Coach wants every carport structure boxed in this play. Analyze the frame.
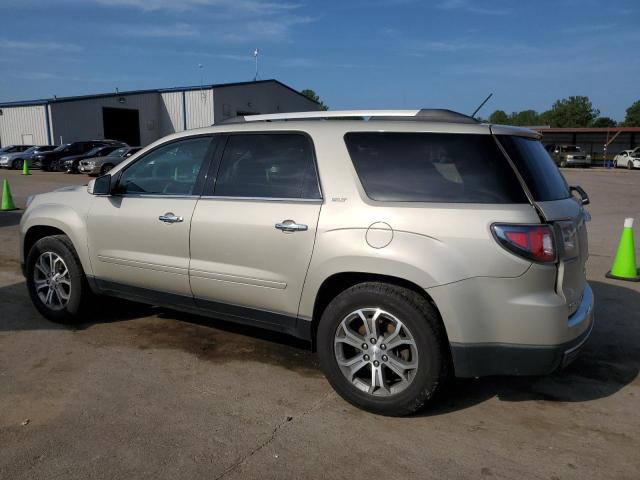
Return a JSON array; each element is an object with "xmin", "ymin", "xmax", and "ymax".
[{"xmin": 534, "ymin": 126, "xmax": 640, "ymax": 163}]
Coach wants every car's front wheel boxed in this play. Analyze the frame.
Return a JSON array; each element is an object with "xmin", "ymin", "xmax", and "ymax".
[
  {"xmin": 318, "ymin": 282, "xmax": 447, "ymax": 416},
  {"xmin": 11, "ymin": 159, "xmax": 24, "ymax": 170},
  {"xmin": 26, "ymin": 235, "xmax": 94, "ymax": 324},
  {"xmin": 629, "ymin": 161, "xmax": 635, "ymax": 170}
]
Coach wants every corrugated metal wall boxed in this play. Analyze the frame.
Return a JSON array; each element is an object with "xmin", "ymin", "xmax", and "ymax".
[
  {"xmin": 213, "ymin": 82, "xmax": 318, "ymax": 123},
  {"xmin": 159, "ymin": 91, "xmax": 184, "ymax": 136},
  {"xmin": 185, "ymin": 89, "xmax": 213, "ymax": 130},
  {"xmin": 50, "ymin": 92, "xmax": 160, "ymax": 146},
  {"xmin": 0, "ymin": 105, "xmax": 49, "ymax": 146}
]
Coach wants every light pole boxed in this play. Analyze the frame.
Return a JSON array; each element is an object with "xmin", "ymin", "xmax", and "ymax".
[{"xmin": 253, "ymin": 48, "xmax": 259, "ymax": 81}]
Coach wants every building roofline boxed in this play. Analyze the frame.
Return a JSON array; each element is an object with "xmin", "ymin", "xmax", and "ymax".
[
  {"xmin": 0, "ymin": 79, "xmax": 318, "ymax": 108},
  {"xmin": 533, "ymin": 126, "xmax": 640, "ymax": 133}
]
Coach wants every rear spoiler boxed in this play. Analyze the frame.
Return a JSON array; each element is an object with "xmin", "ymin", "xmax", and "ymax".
[{"xmin": 490, "ymin": 125, "xmax": 542, "ymax": 140}]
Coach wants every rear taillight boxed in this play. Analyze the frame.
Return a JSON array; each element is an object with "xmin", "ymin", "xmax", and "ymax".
[{"xmin": 492, "ymin": 224, "xmax": 556, "ymax": 263}]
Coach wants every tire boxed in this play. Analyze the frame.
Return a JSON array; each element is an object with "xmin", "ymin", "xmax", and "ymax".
[
  {"xmin": 26, "ymin": 235, "xmax": 94, "ymax": 324},
  {"xmin": 560, "ymin": 159, "xmax": 567, "ymax": 168},
  {"xmin": 613, "ymin": 160, "xmax": 618, "ymax": 168},
  {"xmin": 629, "ymin": 161, "xmax": 634, "ymax": 170},
  {"xmin": 11, "ymin": 158, "xmax": 24, "ymax": 170},
  {"xmin": 317, "ymin": 282, "xmax": 448, "ymax": 416},
  {"xmin": 101, "ymin": 163, "xmax": 115, "ymax": 174}
]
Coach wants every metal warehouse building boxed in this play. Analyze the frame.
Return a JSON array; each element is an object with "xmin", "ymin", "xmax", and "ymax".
[{"xmin": 0, "ymin": 79, "xmax": 319, "ymax": 148}]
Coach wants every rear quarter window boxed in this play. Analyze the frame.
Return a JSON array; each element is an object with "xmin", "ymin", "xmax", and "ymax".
[
  {"xmin": 497, "ymin": 135, "xmax": 570, "ymax": 202},
  {"xmin": 344, "ymin": 132, "xmax": 527, "ymax": 203}
]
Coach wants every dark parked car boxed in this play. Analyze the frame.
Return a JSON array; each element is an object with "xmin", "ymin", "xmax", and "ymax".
[
  {"xmin": 34, "ymin": 140, "xmax": 124, "ymax": 171},
  {"xmin": 56, "ymin": 145, "xmax": 125, "ymax": 173}
]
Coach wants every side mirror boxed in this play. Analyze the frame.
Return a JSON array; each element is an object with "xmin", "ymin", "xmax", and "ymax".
[
  {"xmin": 570, "ymin": 185, "xmax": 590, "ymax": 206},
  {"xmin": 88, "ymin": 174, "xmax": 112, "ymax": 195}
]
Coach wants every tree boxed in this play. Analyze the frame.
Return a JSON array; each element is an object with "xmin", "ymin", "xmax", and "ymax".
[
  {"xmin": 488, "ymin": 110, "xmax": 509, "ymax": 124},
  {"xmin": 591, "ymin": 116, "xmax": 617, "ymax": 128},
  {"xmin": 301, "ymin": 89, "xmax": 329, "ymax": 111},
  {"xmin": 539, "ymin": 96, "xmax": 599, "ymax": 128},
  {"xmin": 509, "ymin": 110, "xmax": 540, "ymax": 126},
  {"xmin": 622, "ymin": 100, "xmax": 640, "ymax": 127}
]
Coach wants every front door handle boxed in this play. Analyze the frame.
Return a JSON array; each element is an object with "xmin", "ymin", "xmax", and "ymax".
[
  {"xmin": 159, "ymin": 212, "xmax": 183, "ymax": 223},
  {"xmin": 275, "ymin": 220, "xmax": 308, "ymax": 232}
]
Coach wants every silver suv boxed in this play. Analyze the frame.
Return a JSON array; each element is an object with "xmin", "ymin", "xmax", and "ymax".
[{"xmin": 20, "ymin": 109, "xmax": 594, "ymax": 416}]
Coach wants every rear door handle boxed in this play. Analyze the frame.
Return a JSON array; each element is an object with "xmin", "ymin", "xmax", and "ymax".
[
  {"xmin": 275, "ymin": 220, "xmax": 308, "ymax": 232},
  {"xmin": 159, "ymin": 212, "xmax": 183, "ymax": 223}
]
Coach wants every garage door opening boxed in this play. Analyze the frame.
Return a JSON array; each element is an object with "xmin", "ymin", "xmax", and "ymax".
[{"xmin": 103, "ymin": 107, "xmax": 140, "ymax": 146}]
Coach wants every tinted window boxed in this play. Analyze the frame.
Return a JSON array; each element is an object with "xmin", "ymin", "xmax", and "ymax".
[
  {"xmin": 345, "ymin": 132, "xmax": 527, "ymax": 203},
  {"xmin": 497, "ymin": 135, "xmax": 570, "ymax": 202},
  {"xmin": 117, "ymin": 137, "xmax": 212, "ymax": 195},
  {"xmin": 214, "ymin": 134, "xmax": 320, "ymax": 199}
]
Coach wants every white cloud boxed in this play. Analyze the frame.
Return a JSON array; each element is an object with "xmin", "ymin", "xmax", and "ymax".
[
  {"xmin": 437, "ymin": 0, "xmax": 511, "ymax": 15},
  {"xmin": 123, "ymin": 23, "xmax": 199, "ymax": 37},
  {"xmin": 90, "ymin": 0, "xmax": 300, "ymax": 13},
  {"xmin": 0, "ymin": 39, "xmax": 83, "ymax": 52}
]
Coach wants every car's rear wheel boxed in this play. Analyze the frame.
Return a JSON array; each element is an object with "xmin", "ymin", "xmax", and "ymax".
[
  {"xmin": 317, "ymin": 282, "xmax": 447, "ymax": 416},
  {"xmin": 101, "ymin": 163, "xmax": 115, "ymax": 174},
  {"xmin": 629, "ymin": 160, "xmax": 634, "ymax": 170},
  {"xmin": 26, "ymin": 235, "xmax": 94, "ymax": 324}
]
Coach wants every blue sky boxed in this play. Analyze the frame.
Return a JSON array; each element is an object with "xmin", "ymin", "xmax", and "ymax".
[{"xmin": 0, "ymin": 0, "xmax": 638, "ymax": 121}]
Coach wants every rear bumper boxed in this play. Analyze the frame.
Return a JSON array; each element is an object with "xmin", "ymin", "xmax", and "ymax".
[{"xmin": 450, "ymin": 283, "xmax": 595, "ymax": 377}]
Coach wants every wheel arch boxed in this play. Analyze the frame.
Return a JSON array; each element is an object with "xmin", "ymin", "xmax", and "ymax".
[
  {"xmin": 21, "ymin": 205, "xmax": 93, "ymax": 278},
  {"xmin": 308, "ymin": 271, "xmax": 451, "ymax": 353}
]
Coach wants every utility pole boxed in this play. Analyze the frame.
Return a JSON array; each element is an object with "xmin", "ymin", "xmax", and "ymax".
[{"xmin": 253, "ymin": 48, "xmax": 259, "ymax": 81}]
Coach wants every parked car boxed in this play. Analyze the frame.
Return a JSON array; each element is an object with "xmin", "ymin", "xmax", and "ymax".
[
  {"xmin": 79, "ymin": 146, "xmax": 142, "ymax": 176},
  {"xmin": 0, "ymin": 145, "xmax": 57, "ymax": 169},
  {"xmin": 0, "ymin": 145, "xmax": 33, "ymax": 154},
  {"xmin": 613, "ymin": 148, "xmax": 640, "ymax": 169},
  {"xmin": 56, "ymin": 145, "xmax": 125, "ymax": 173},
  {"xmin": 34, "ymin": 140, "xmax": 124, "ymax": 171},
  {"xmin": 546, "ymin": 144, "xmax": 592, "ymax": 167},
  {"xmin": 19, "ymin": 109, "xmax": 594, "ymax": 416}
]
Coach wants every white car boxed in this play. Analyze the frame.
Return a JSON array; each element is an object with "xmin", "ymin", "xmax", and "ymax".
[{"xmin": 614, "ymin": 148, "xmax": 640, "ymax": 169}]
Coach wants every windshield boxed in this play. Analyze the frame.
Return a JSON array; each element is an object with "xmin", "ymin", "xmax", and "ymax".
[
  {"xmin": 108, "ymin": 147, "xmax": 128, "ymax": 157},
  {"xmin": 86, "ymin": 147, "xmax": 104, "ymax": 156},
  {"xmin": 54, "ymin": 144, "xmax": 72, "ymax": 152},
  {"xmin": 561, "ymin": 145, "xmax": 581, "ymax": 152}
]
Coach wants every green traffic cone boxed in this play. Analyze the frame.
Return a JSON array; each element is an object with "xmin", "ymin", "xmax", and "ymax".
[
  {"xmin": 1, "ymin": 178, "xmax": 18, "ymax": 211},
  {"xmin": 22, "ymin": 158, "xmax": 30, "ymax": 175},
  {"xmin": 606, "ymin": 218, "xmax": 640, "ymax": 282}
]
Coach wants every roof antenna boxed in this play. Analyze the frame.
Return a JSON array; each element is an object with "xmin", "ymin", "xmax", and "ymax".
[{"xmin": 471, "ymin": 93, "xmax": 493, "ymax": 119}]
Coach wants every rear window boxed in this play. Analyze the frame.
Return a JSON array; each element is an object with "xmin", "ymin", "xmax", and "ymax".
[
  {"xmin": 344, "ymin": 132, "xmax": 527, "ymax": 203},
  {"xmin": 497, "ymin": 136, "xmax": 570, "ymax": 202}
]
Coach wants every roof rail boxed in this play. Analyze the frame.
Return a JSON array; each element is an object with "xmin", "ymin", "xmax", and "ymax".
[{"xmin": 222, "ymin": 109, "xmax": 479, "ymax": 124}]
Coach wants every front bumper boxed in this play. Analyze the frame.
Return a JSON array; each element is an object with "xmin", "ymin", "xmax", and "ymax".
[
  {"xmin": 450, "ymin": 283, "xmax": 595, "ymax": 377},
  {"xmin": 78, "ymin": 164, "xmax": 100, "ymax": 174}
]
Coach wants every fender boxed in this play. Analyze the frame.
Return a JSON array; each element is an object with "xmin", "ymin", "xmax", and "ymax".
[{"xmin": 20, "ymin": 203, "xmax": 93, "ymax": 277}]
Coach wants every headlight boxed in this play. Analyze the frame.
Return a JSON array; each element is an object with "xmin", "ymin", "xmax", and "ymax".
[
  {"xmin": 566, "ymin": 155, "xmax": 574, "ymax": 159},
  {"xmin": 0, "ymin": 156, "xmax": 7, "ymax": 161},
  {"xmin": 86, "ymin": 161, "xmax": 96, "ymax": 166}
]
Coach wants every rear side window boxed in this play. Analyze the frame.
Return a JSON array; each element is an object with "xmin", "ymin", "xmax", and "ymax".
[
  {"xmin": 344, "ymin": 132, "xmax": 527, "ymax": 203},
  {"xmin": 497, "ymin": 136, "xmax": 570, "ymax": 201},
  {"xmin": 214, "ymin": 133, "xmax": 320, "ymax": 199}
]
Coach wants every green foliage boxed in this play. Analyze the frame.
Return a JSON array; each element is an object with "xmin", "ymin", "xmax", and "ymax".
[
  {"xmin": 488, "ymin": 110, "xmax": 509, "ymax": 124},
  {"xmin": 539, "ymin": 96, "xmax": 599, "ymax": 128},
  {"xmin": 622, "ymin": 100, "xmax": 640, "ymax": 127},
  {"xmin": 509, "ymin": 110, "xmax": 540, "ymax": 126},
  {"xmin": 301, "ymin": 89, "xmax": 329, "ymax": 111},
  {"xmin": 591, "ymin": 117, "xmax": 617, "ymax": 128}
]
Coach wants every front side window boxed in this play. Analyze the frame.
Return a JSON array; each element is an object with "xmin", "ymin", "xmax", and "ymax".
[
  {"xmin": 117, "ymin": 137, "xmax": 212, "ymax": 195},
  {"xmin": 345, "ymin": 132, "xmax": 527, "ymax": 203},
  {"xmin": 214, "ymin": 133, "xmax": 320, "ymax": 199}
]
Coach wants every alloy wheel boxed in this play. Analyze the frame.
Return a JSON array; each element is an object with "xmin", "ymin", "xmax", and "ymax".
[
  {"xmin": 334, "ymin": 308, "xmax": 419, "ymax": 396},
  {"xmin": 33, "ymin": 251, "xmax": 71, "ymax": 310}
]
